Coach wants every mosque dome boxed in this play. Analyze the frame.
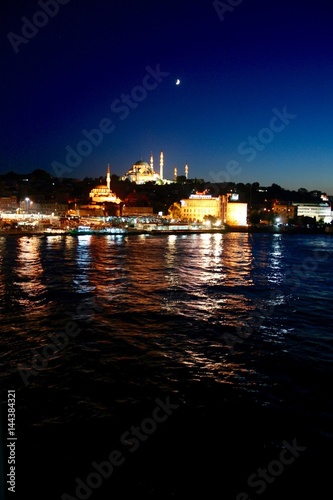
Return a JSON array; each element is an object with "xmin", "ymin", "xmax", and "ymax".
[
  {"xmin": 121, "ymin": 152, "xmax": 169, "ymax": 184},
  {"xmin": 89, "ymin": 165, "xmax": 121, "ymax": 204},
  {"xmin": 134, "ymin": 160, "xmax": 150, "ymax": 167}
]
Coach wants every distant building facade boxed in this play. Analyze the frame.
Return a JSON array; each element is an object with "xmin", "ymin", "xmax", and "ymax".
[
  {"xmin": 121, "ymin": 206, "xmax": 154, "ymax": 217},
  {"xmin": 226, "ymin": 202, "xmax": 248, "ymax": 226},
  {"xmin": 18, "ymin": 200, "xmax": 68, "ymax": 216},
  {"xmin": 0, "ymin": 195, "xmax": 17, "ymax": 212},
  {"xmin": 272, "ymin": 200, "xmax": 297, "ymax": 223},
  {"xmin": 271, "ymin": 196, "xmax": 333, "ymax": 224},
  {"xmin": 292, "ymin": 200, "xmax": 332, "ymax": 223},
  {"xmin": 180, "ymin": 191, "xmax": 247, "ymax": 225},
  {"xmin": 296, "ymin": 204, "xmax": 332, "ymax": 222},
  {"xmin": 180, "ymin": 192, "xmax": 223, "ymax": 222}
]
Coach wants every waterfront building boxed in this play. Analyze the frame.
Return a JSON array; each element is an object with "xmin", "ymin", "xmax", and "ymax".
[
  {"xmin": 180, "ymin": 191, "xmax": 247, "ymax": 225},
  {"xmin": 0, "ymin": 195, "xmax": 17, "ymax": 212},
  {"xmin": 89, "ymin": 165, "xmax": 121, "ymax": 204},
  {"xmin": 180, "ymin": 191, "xmax": 221, "ymax": 222},
  {"xmin": 292, "ymin": 199, "xmax": 332, "ymax": 223},
  {"xmin": 226, "ymin": 202, "xmax": 248, "ymax": 226},
  {"xmin": 18, "ymin": 199, "xmax": 68, "ymax": 216},
  {"xmin": 272, "ymin": 200, "xmax": 297, "ymax": 224}
]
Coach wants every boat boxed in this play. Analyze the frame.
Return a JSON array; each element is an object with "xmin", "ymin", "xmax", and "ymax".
[
  {"xmin": 69, "ymin": 225, "xmax": 128, "ymax": 235},
  {"xmin": 43, "ymin": 228, "xmax": 68, "ymax": 235}
]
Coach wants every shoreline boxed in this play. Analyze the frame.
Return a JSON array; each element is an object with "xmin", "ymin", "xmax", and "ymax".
[{"xmin": 0, "ymin": 226, "xmax": 332, "ymax": 237}]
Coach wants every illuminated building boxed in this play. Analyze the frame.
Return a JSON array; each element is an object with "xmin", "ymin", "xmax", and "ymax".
[
  {"xmin": 89, "ymin": 164, "xmax": 121, "ymax": 204},
  {"xmin": 226, "ymin": 193, "xmax": 248, "ymax": 226},
  {"xmin": 18, "ymin": 200, "xmax": 68, "ymax": 216},
  {"xmin": 121, "ymin": 151, "xmax": 187, "ymax": 184},
  {"xmin": 122, "ymin": 151, "xmax": 166, "ymax": 184},
  {"xmin": 180, "ymin": 191, "xmax": 247, "ymax": 225},
  {"xmin": 292, "ymin": 198, "xmax": 332, "ymax": 223},
  {"xmin": 122, "ymin": 160, "xmax": 161, "ymax": 184},
  {"xmin": 180, "ymin": 191, "xmax": 226, "ymax": 222},
  {"xmin": 226, "ymin": 202, "xmax": 248, "ymax": 226}
]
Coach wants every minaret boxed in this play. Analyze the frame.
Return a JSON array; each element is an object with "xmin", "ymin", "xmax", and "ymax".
[
  {"xmin": 150, "ymin": 151, "xmax": 154, "ymax": 172},
  {"xmin": 174, "ymin": 166, "xmax": 177, "ymax": 181},
  {"xmin": 106, "ymin": 164, "xmax": 111, "ymax": 191},
  {"xmin": 185, "ymin": 163, "xmax": 188, "ymax": 179},
  {"xmin": 159, "ymin": 151, "xmax": 164, "ymax": 179}
]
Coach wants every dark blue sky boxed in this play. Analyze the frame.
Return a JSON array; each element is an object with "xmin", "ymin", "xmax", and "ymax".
[{"xmin": 1, "ymin": 0, "xmax": 333, "ymax": 193}]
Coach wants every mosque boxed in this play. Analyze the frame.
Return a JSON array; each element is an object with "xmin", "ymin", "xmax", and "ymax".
[
  {"xmin": 89, "ymin": 164, "xmax": 121, "ymax": 204},
  {"xmin": 122, "ymin": 151, "xmax": 186, "ymax": 184},
  {"xmin": 122, "ymin": 151, "xmax": 164, "ymax": 184}
]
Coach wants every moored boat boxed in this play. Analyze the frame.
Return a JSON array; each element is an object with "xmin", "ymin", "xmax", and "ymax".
[{"xmin": 69, "ymin": 225, "xmax": 128, "ymax": 235}]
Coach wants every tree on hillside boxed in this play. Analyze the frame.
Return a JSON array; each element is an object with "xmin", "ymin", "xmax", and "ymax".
[{"xmin": 168, "ymin": 202, "xmax": 181, "ymax": 219}]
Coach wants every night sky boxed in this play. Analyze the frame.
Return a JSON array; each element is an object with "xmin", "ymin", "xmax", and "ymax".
[{"xmin": 1, "ymin": 0, "xmax": 333, "ymax": 193}]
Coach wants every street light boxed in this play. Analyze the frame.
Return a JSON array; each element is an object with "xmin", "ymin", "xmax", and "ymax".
[{"xmin": 25, "ymin": 197, "xmax": 30, "ymax": 213}]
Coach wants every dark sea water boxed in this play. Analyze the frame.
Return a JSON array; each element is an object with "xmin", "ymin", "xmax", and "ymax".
[{"xmin": 0, "ymin": 232, "xmax": 332, "ymax": 499}]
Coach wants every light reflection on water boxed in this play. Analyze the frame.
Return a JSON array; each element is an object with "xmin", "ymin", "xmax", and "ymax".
[
  {"xmin": 0, "ymin": 232, "xmax": 299, "ymax": 328},
  {"xmin": 14, "ymin": 237, "xmax": 47, "ymax": 306},
  {"xmin": 0, "ymin": 237, "xmax": 6, "ymax": 302},
  {"xmin": 1, "ymin": 232, "xmax": 332, "ymax": 393},
  {"xmin": 74, "ymin": 235, "xmax": 95, "ymax": 294},
  {"xmin": 1, "ymin": 232, "xmax": 332, "ymax": 500}
]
